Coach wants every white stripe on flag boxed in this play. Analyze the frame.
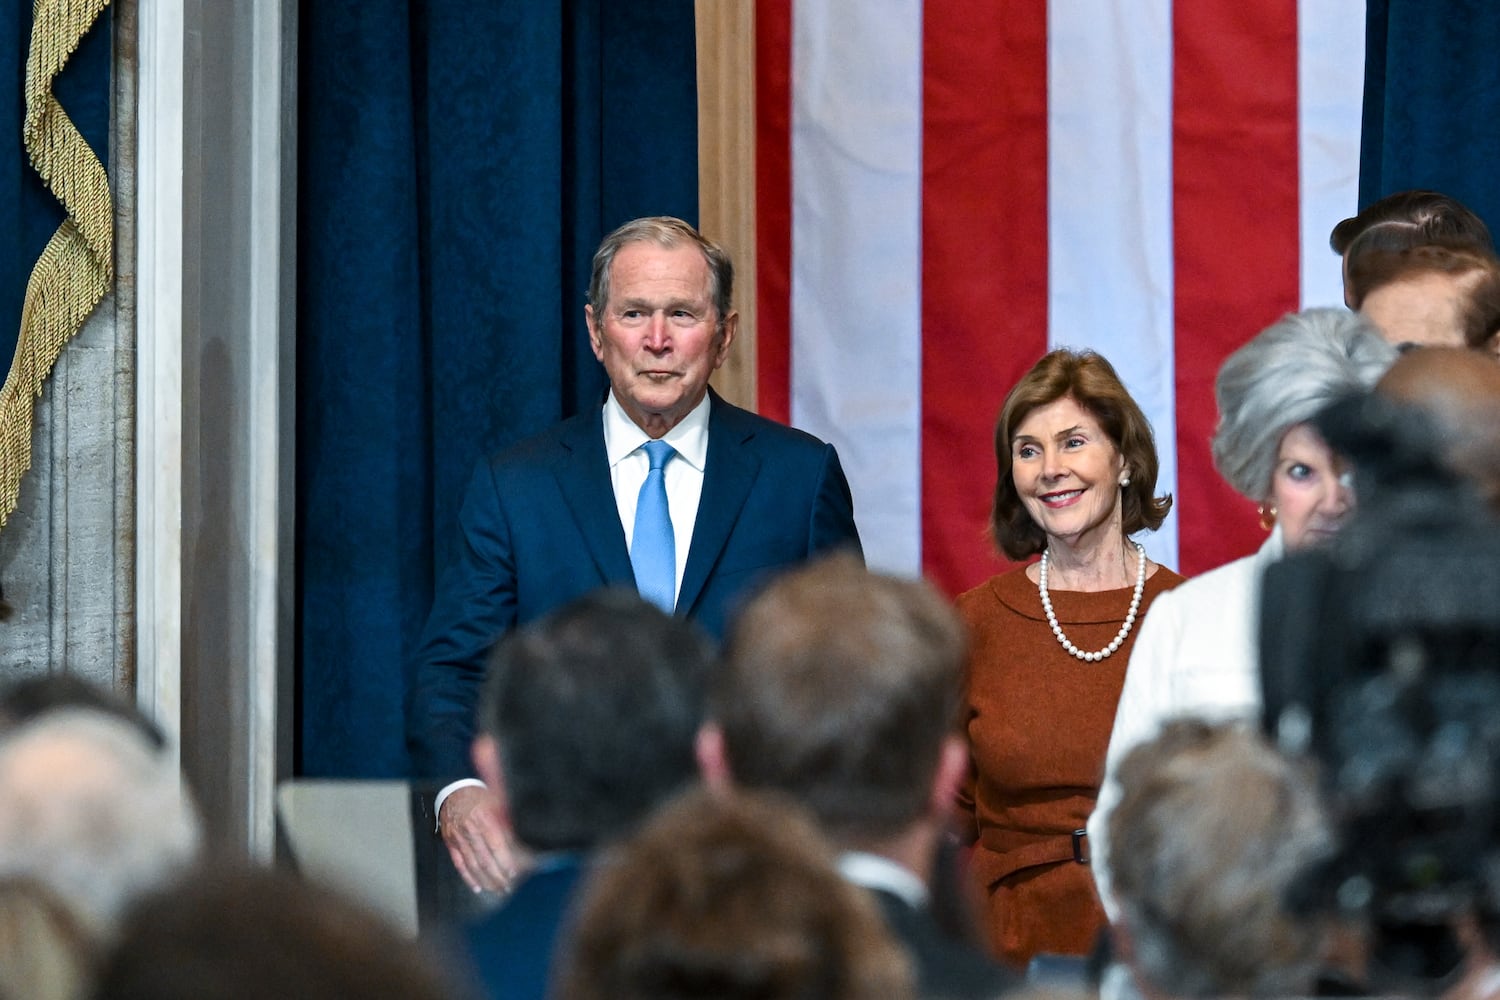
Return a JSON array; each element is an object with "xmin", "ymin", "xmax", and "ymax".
[
  {"xmin": 1298, "ymin": 0, "xmax": 1367, "ymax": 309},
  {"xmin": 1046, "ymin": 0, "xmax": 1179, "ymax": 570},
  {"xmin": 789, "ymin": 0, "xmax": 924, "ymax": 575}
]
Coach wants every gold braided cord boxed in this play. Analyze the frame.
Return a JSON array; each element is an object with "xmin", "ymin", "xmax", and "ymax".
[{"xmin": 0, "ymin": 0, "xmax": 114, "ymax": 531}]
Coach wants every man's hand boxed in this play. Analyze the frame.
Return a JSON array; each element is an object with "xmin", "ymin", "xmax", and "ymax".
[{"xmin": 439, "ymin": 785, "xmax": 521, "ymax": 894}]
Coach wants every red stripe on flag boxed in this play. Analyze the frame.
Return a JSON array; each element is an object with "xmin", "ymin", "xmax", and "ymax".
[
  {"xmin": 755, "ymin": 0, "xmax": 793, "ymax": 423},
  {"xmin": 1172, "ymin": 2, "xmax": 1301, "ymax": 575},
  {"xmin": 921, "ymin": 0, "xmax": 1051, "ymax": 596}
]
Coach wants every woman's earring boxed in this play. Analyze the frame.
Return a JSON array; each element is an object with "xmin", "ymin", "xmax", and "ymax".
[
  {"xmin": 1120, "ymin": 475, "xmax": 1131, "ymax": 488},
  {"xmin": 1257, "ymin": 503, "xmax": 1277, "ymax": 531}
]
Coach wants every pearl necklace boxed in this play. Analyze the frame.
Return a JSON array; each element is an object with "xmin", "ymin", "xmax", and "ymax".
[{"xmin": 1038, "ymin": 541, "xmax": 1147, "ymax": 662}]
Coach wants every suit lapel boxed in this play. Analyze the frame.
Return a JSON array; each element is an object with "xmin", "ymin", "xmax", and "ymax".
[
  {"xmin": 678, "ymin": 395, "xmax": 760, "ymax": 615},
  {"xmin": 552, "ymin": 413, "xmax": 635, "ymax": 586}
]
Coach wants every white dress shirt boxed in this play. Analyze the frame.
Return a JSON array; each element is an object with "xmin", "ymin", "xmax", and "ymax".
[
  {"xmin": 1087, "ymin": 528, "xmax": 1285, "ymax": 916},
  {"xmin": 601, "ymin": 389, "xmax": 710, "ymax": 606},
  {"xmin": 838, "ymin": 850, "xmax": 929, "ymax": 909}
]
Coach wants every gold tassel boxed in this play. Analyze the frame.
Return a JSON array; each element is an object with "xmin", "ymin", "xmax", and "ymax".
[{"xmin": 0, "ymin": 0, "xmax": 114, "ymax": 531}]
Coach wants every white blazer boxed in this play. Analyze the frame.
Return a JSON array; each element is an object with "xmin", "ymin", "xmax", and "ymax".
[{"xmin": 1088, "ymin": 528, "xmax": 1285, "ymax": 916}]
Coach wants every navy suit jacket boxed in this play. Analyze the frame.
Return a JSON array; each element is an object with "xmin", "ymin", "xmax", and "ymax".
[
  {"xmin": 869, "ymin": 888, "xmax": 1022, "ymax": 999},
  {"xmin": 405, "ymin": 390, "xmax": 861, "ymax": 780},
  {"xmin": 458, "ymin": 858, "xmax": 586, "ymax": 1000}
]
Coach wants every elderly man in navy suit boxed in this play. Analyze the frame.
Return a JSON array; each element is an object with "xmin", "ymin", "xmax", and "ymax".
[{"xmin": 406, "ymin": 216, "xmax": 861, "ymax": 893}]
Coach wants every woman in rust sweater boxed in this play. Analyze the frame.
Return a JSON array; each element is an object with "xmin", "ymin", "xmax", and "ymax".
[{"xmin": 956, "ymin": 349, "xmax": 1183, "ymax": 968}]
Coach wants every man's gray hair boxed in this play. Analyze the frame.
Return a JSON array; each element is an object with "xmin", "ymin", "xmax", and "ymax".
[
  {"xmin": 1109, "ymin": 720, "xmax": 1334, "ymax": 998},
  {"xmin": 1212, "ymin": 308, "xmax": 1397, "ymax": 500},
  {"xmin": 587, "ymin": 216, "xmax": 734, "ymax": 327},
  {"xmin": 0, "ymin": 710, "xmax": 202, "ymax": 940}
]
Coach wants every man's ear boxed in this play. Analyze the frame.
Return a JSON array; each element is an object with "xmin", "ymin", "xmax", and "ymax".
[
  {"xmin": 584, "ymin": 304, "xmax": 604, "ymax": 361},
  {"xmin": 695, "ymin": 722, "xmax": 735, "ymax": 792},
  {"xmin": 712, "ymin": 310, "xmax": 739, "ymax": 369},
  {"xmin": 471, "ymin": 735, "xmax": 511, "ymax": 823},
  {"xmin": 928, "ymin": 734, "xmax": 970, "ymax": 819}
]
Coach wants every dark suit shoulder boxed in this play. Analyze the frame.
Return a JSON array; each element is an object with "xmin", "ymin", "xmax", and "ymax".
[
  {"xmin": 461, "ymin": 862, "xmax": 587, "ymax": 1000},
  {"xmin": 480, "ymin": 410, "xmax": 599, "ymax": 473},
  {"xmin": 709, "ymin": 394, "xmax": 838, "ymax": 455},
  {"xmin": 871, "ymin": 889, "xmax": 1022, "ymax": 999}
]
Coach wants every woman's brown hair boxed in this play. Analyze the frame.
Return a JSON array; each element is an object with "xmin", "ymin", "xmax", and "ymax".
[{"xmin": 990, "ymin": 349, "xmax": 1171, "ymax": 560}]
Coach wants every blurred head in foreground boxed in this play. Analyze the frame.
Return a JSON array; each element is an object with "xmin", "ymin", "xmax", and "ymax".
[
  {"xmin": 93, "ymin": 867, "xmax": 455, "ymax": 1000},
  {"xmin": 703, "ymin": 553, "xmax": 967, "ymax": 848},
  {"xmin": 1375, "ymin": 346, "xmax": 1500, "ymax": 513},
  {"xmin": 0, "ymin": 710, "xmax": 200, "ymax": 943},
  {"xmin": 556, "ymin": 786, "xmax": 916, "ymax": 1000},
  {"xmin": 474, "ymin": 588, "xmax": 714, "ymax": 853},
  {"xmin": 1107, "ymin": 720, "xmax": 1333, "ymax": 999}
]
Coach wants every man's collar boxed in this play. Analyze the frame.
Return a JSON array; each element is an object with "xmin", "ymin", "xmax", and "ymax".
[
  {"xmin": 601, "ymin": 391, "xmax": 711, "ymax": 471},
  {"xmin": 837, "ymin": 850, "xmax": 929, "ymax": 908}
]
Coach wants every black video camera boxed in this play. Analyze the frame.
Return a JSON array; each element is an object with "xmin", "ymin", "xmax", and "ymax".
[{"xmin": 1259, "ymin": 393, "xmax": 1500, "ymax": 989}]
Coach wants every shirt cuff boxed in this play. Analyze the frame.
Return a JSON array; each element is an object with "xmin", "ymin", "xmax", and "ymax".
[{"xmin": 433, "ymin": 778, "xmax": 487, "ymax": 833}]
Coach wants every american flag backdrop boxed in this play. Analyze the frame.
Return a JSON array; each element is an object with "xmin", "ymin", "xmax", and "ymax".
[{"xmin": 753, "ymin": 1, "xmax": 1367, "ymax": 594}]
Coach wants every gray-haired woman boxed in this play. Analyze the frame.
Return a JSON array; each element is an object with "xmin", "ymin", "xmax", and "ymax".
[{"xmin": 1088, "ymin": 307, "xmax": 1396, "ymax": 912}]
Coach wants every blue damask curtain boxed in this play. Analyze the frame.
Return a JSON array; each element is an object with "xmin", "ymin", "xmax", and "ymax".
[
  {"xmin": 1359, "ymin": 0, "xmax": 1500, "ymax": 227},
  {"xmin": 297, "ymin": 3, "xmax": 699, "ymax": 777}
]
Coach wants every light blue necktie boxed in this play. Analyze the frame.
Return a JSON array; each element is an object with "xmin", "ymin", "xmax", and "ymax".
[{"xmin": 631, "ymin": 440, "xmax": 677, "ymax": 611}]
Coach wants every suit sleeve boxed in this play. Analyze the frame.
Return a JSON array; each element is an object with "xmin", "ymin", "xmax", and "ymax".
[
  {"xmin": 807, "ymin": 443, "xmax": 863, "ymax": 560},
  {"xmin": 405, "ymin": 460, "xmax": 519, "ymax": 782}
]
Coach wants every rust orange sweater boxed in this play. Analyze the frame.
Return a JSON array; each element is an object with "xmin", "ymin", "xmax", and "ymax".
[{"xmin": 956, "ymin": 562, "xmax": 1184, "ymax": 967}]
